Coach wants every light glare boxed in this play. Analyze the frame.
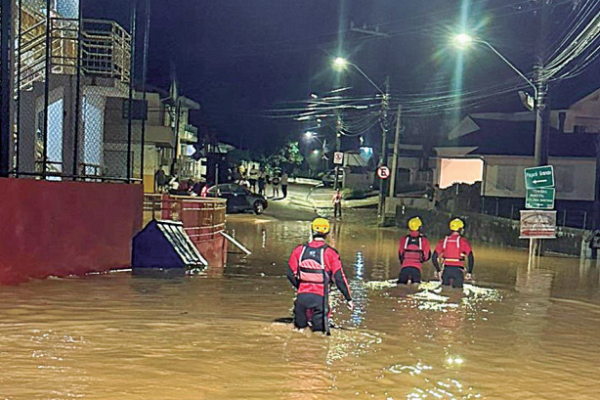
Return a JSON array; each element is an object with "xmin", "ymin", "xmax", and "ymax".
[{"xmin": 453, "ymin": 33, "xmax": 474, "ymax": 49}]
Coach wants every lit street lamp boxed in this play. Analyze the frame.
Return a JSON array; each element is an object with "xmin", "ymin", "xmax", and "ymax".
[
  {"xmin": 333, "ymin": 56, "xmax": 391, "ymax": 220},
  {"xmin": 452, "ymin": 33, "xmax": 545, "ymax": 166}
]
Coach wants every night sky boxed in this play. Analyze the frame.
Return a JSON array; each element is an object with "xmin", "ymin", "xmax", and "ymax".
[{"xmin": 83, "ymin": 0, "xmax": 600, "ymax": 152}]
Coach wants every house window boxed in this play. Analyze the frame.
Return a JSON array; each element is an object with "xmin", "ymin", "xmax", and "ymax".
[
  {"xmin": 555, "ymin": 166, "xmax": 574, "ymax": 193},
  {"xmin": 497, "ymin": 165, "xmax": 516, "ymax": 191},
  {"xmin": 122, "ymin": 99, "xmax": 148, "ymax": 120}
]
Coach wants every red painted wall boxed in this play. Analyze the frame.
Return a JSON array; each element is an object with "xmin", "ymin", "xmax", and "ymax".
[{"xmin": 0, "ymin": 178, "xmax": 143, "ymax": 285}]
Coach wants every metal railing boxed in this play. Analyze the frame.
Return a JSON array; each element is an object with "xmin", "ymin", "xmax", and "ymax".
[
  {"xmin": 144, "ymin": 194, "xmax": 227, "ymax": 243},
  {"xmin": 17, "ymin": 17, "xmax": 131, "ymax": 91}
]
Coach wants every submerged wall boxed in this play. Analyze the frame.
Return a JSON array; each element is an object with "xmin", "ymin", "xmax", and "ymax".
[{"xmin": 0, "ymin": 178, "xmax": 143, "ymax": 284}]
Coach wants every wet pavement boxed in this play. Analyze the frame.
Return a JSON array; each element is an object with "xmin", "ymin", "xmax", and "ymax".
[{"xmin": 2, "ymin": 200, "xmax": 600, "ymax": 399}]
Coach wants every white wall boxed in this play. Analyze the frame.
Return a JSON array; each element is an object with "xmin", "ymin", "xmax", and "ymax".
[{"xmin": 482, "ymin": 156, "xmax": 596, "ymax": 201}]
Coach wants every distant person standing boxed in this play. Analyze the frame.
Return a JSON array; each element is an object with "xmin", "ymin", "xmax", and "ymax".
[
  {"xmin": 332, "ymin": 188, "xmax": 342, "ymax": 219},
  {"xmin": 281, "ymin": 172, "xmax": 289, "ymax": 198},
  {"xmin": 258, "ymin": 170, "xmax": 266, "ymax": 196},
  {"xmin": 590, "ymin": 229, "xmax": 600, "ymax": 259},
  {"xmin": 154, "ymin": 168, "xmax": 166, "ymax": 193},
  {"xmin": 249, "ymin": 166, "xmax": 259, "ymax": 193},
  {"xmin": 432, "ymin": 218, "xmax": 474, "ymax": 289},
  {"xmin": 433, "ymin": 184, "xmax": 442, "ymax": 209},
  {"xmin": 397, "ymin": 217, "xmax": 431, "ymax": 284},
  {"xmin": 272, "ymin": 174, "xmax": 281, "ymax": 198}
]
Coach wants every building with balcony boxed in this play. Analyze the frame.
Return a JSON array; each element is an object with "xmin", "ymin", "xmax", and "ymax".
[
  {"xmin": 14, "ymin": 0, "xmax": 134, "ymax": 179},
  {"xmin": 102, "ymin": 83, "xmax": 204, "ymax": 192}
]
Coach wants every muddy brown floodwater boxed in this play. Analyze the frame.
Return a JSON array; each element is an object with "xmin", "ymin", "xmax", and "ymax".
[{"xmin": 2, "ymin": 210, "xmax": 600, "ymax": 400}]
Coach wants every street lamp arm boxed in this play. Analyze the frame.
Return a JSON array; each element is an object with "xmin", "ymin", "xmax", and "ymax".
[
  {"xmin": 477, "ymin": 39, "xmax": 538, "ymax": 98},
  {"xmin": 348, "ymin": 62, "xmax": 385, "ymax": 95}
]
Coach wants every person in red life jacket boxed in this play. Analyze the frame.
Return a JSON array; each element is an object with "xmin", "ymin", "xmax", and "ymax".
[
  {"xmin": 398, "ymin": 217, "xmax": 431, "ymax": 284},
  {"xmin": 432, "ymin": 218, "xmax": 474, "ymax": 289},
  {"xmin": 287, "ymin": 217, "xmax": 353, "ymax": 334}
]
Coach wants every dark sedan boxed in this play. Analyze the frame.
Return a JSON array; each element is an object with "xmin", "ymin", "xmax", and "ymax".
[{"xmin": 206, "ymin": 183, "xmax": 268, "ymax": 214}]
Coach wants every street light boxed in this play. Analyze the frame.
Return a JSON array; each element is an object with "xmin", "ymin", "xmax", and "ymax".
[
  {"xmin": 304, "ymin": 131, "xmax": 316, "ymax": 139},
  {"xmin": 452, "ymin": 33, "xmax": 538, "ymax": 99},
  {"xmin": 332, "ymin": 57, "xmax": 385, "ymax": 95},
  {"xmin": 333, "ymin": 56, "xmax": 391, "ymax": 220},
  {"xmin": 452, "ymin": 32, "xmax": 548, "ymax": 256}
]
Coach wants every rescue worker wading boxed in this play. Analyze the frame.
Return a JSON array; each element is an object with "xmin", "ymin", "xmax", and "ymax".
[
  {"xmin": 432, "ymin": 218, "xmax": 474, "ymax": 289},
  {"xmin": 398, "ymin": 217, "xmax": 431, "ymax": 284},
  {"xmin": 287, "ymin": 218, "xmax": 353, "ymax": 334}
]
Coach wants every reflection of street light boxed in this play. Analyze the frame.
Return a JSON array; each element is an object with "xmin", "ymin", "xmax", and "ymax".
[{"xmin": 312, "ymin": 149, "xmax": 320, "ymax": 155}]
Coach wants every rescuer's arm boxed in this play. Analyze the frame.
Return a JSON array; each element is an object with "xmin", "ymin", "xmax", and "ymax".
[
  {"xmin": 398, "ymin": 237, "xmax": 406, "ymax": 263},
  {"xmin": 431, "ymin": 251, "xmax": 440, "ymax": 270},
  {"xmin": 466, "ymin": 252, "xmax": 474, "ymax": 275},
  {"xmin": 422, "ymin": 237, "xmax": 432, "ymax": 262},
  {"xmin": 286, "ymin": 246, "xmax": 301, "ymax": 289},
  {"xmin": 327, "ymin": 249, "xmax": 352, "ymax": 302}
]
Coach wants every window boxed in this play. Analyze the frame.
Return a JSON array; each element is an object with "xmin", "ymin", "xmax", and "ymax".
[
  {"xmin": 122, "ymin": 99, "xmax": 148, "ymax": 120},
  {"xmin": 497, "ymin": 165, "xmax": 516, "ymax": 191}
]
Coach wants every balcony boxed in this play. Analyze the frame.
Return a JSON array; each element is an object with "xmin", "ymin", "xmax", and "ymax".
[
  {"xmin": 180, "ymin": 124, "xmax": 199, "ymax": 143},
  {"xmin": 17, "ymin": 14, "xmax": 131, "ymax": 91}
]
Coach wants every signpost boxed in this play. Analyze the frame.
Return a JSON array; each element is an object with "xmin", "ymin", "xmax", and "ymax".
[
  {"xmin": 333, "ymin": 152, "xmax": 344, "ymax": 165},
  {"xmin": 525, "ymin": 188, "xmax": 555, "ymax": 210},
  {"xmin": 522, "ymin": 165, "xmax": 556, "ymax": 257},
  {"xmin": 377, "ymin": 165, "xmax": 390, "ymax": 180},
  {"xmin": 524, "ymin": 165, "xmax": 554, "ymax": 189},
  {"xmin": 519, "ymin": 210, "xmax": 557, "ymax": 239}
]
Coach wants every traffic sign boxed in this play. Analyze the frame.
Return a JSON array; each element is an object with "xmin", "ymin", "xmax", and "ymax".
[
  {"xmin": 525, "ymin": 188, "xmax": 555, "ymax": 209},
  {"xmin": 519, "ymin": 210, "xmax": 557, "ymax": 239},
  {"xmin": 524, "ymin": 165, "xmax": 554, "ymax": 189},
  {"xmin": 333, "ymin": 152, "xmax": 344, "ymax": 165},
  {"xmin": 377, "ymin": 166, "xmax": 390, "ymax": 179}
]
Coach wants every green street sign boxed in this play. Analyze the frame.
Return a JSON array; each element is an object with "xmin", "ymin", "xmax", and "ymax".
[
  {"xmin": 524, "ymin": 165, "xmax": 554, "ymax": 189},
  {"xmin": 525, "ymin": 188, "xmax": 555, "ymax": 210}
]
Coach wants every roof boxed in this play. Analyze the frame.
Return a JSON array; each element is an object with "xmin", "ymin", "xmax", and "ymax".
[{"xmin": 438, "ymin": 117, "xmax": 597, "ymax": 158}]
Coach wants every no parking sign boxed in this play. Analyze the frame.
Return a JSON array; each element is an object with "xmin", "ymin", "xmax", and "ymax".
[{"xmin": 377, "ymin": 166, "xmax": 390, "ymax": 179}]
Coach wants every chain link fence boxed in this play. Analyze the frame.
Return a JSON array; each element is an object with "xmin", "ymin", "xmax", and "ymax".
[{"xmin": 8, "ymin": 0, "xmax": 146, "ymax": 182}]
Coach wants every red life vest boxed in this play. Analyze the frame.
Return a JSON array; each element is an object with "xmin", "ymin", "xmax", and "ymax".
[
  {"xmin": 402, "ymin": 235, "xmax": 425, "ymax": 268},
  {"xmin": 297, "ymin": 244, "xmax": 330, "ymax": 286},
  {"xmin": 442, "ymin": 235, "xmax": 465, "ymax": 267}
]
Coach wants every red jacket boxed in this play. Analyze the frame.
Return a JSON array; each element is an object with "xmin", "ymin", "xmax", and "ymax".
[
  {"xmin": 433, "ymin": 232, "xmax": 473, "ymax": 269},
  {"xmin": 287, "ymin": 239, "xmax": 352, "ymax": 301},
  {"xmin": 398, "ymin": 231, "xmax": 431, "ymax": 269}
]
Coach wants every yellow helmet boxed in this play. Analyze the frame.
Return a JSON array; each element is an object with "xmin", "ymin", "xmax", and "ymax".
[
  {"xmin": 311, "ymin": 217, "xmax": 330, "ymax": 235},
  {"xmin": 449, "ymin": 218, "xmax": 465, "ymax": 232},
  {"xmin": 408, "ymin": 217, "xmax": 423, "ymax": 231}
]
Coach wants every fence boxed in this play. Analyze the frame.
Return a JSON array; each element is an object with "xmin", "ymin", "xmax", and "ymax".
[
  {"xmin": 1, "ymin": 0, "xmax": 150, "ymax": 182},
  {"xmin": 480, "ymin": 196, "xmax": 591, "ymax": 230},
  {"xmin": 144, "ymin": 194, "xmax": 227, "ymax": 244}
]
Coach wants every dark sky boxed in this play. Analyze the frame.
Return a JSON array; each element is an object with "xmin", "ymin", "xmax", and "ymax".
[{"xmin": 83, "ymin": 0, "xmax": 600, "ymax": 152}]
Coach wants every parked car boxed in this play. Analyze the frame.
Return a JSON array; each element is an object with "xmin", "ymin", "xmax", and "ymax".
[{"xmin": 206, "ymin": 183, "xmax": 268, "ymax": 214}]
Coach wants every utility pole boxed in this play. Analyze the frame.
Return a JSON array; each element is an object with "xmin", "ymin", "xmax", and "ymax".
[
  {"xmin": 0, "ymin": 0, "xmax": 12, "ymax": 177},
  {"xmin": 377, "ymin": 77, "xmax": 390, "ymax": 222},
  {"xmin": 389, "ymin": 105, "xmax": 402, "ymax": 200},
  {"xmin": 333, "ymin": 111, "xmax": 342, "ymax": 190}
]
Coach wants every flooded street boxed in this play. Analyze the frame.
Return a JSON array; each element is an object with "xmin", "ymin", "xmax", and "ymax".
[{"xmin": 2, "ymin": 206, "xmax": 600, "ymax": 400}]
